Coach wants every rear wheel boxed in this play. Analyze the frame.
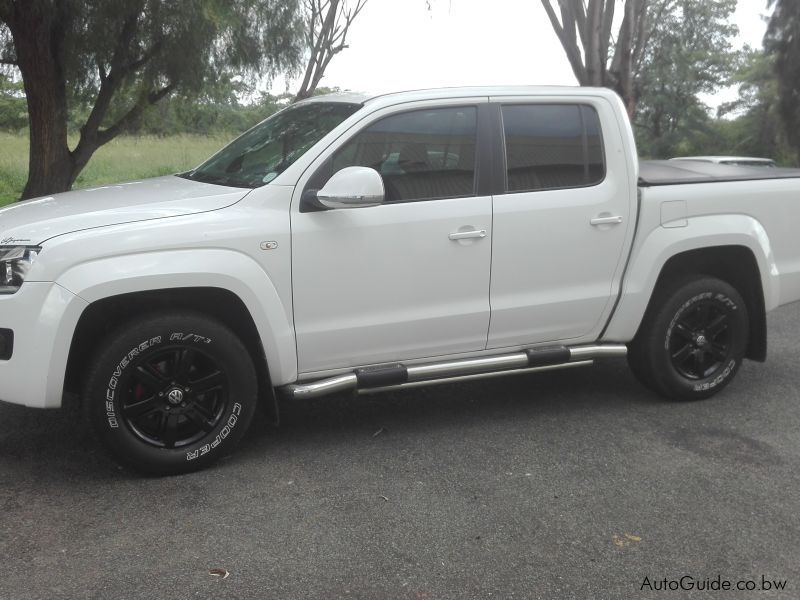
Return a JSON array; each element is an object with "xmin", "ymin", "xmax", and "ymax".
[
  {"xmin": 628, "ymin": 276, "xmax": 749, "ymax": 400},
  {"xmin": 85, "ymin": 311, "xmax": 257, "ymax": 475}
]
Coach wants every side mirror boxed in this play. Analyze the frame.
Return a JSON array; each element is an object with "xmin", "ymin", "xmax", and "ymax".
[{"xmin": 316, "ymin": 166, "xmax": 384, "ymax": 209}]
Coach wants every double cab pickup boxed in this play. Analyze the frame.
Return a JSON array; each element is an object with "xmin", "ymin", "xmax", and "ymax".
[{"xmin": 1, "ymin": 86, "xmax": 799, "ymax": 473}]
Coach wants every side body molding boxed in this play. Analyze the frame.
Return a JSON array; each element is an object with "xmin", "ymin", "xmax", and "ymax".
[
  {"xmin": 56, "ymin": 248, "xmax": 298, "ymax": 387},
  {"xmin": 602, "ymin": 214, "xmax": 778, "ymax": 342}
]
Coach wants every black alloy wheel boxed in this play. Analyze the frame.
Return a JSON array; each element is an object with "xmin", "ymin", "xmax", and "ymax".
[
  {"xmin": 628, "ymin": 276, "xmax": 749, "ymax": 400},
  {"xmin": 667, "ymin": 297, "xmax": 734, "ymax": 380},
  {"xmin": 123, "ymin": 347, "xmax": 229, "ymax": 449},
  {"xmin": 85, "ymin": 311, "xmax": 257, "ymax": 475}
]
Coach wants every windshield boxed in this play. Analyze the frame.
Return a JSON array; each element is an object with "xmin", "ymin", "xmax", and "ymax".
[{"xmin": 181, "ymin": 101, "xmax": 362, "ymax": 188}]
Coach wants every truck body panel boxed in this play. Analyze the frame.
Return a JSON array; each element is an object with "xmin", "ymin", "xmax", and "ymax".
[{"xmin": 1, "ymin": 85, "xmax": 799, "ymax": 413}]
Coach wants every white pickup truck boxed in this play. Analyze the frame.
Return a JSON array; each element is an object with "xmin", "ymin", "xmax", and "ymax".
[{"xmin": 2, "ymin": 86, "xmax": 800, "ymax": 474}]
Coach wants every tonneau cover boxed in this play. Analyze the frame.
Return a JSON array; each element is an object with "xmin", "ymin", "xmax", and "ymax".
[{"xmin": 638, "ymin": 160, "xmax": 800, "ymax": 186}]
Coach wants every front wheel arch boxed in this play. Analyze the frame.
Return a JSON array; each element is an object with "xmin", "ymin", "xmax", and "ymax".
[{"xmin": 65, "ymin": 287, "xmax": 278, "ymax": 422}]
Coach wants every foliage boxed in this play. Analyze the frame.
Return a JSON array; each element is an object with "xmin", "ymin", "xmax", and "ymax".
[
  {"xmin": 765, "ymin": 0, "xmax": 800, "ymax": 157},
  {"xmin": 0, "ymin": 73, "xmax": 25, "ymax": 130},
  {"xmin": 633, "ymin": 0, "xmax": 740, "ymax": 158},
  {"xmin": 634, "ymin": 47, "xmax": 796, "ymax": 166},
  {"xmin": 715, "ymin": 49, "xmax": 796, "ymax": 165},
  {"xmin": 84, "ymin": 90, "xmax": 292, "ymax": 137}
]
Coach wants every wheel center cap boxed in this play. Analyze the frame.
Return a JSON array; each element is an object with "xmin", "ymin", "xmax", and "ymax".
[
  {"xmin": 167, "ymin": 388, "xmax": 184, "ymax": 405},
  {"xmin": 695, "ymin": 334, "xmax": 707, "ymax": 347}
]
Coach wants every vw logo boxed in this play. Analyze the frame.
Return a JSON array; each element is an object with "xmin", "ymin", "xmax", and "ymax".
[{"xmin": 167, "ymin": 389, "xmax": 184, "ymax": 405}]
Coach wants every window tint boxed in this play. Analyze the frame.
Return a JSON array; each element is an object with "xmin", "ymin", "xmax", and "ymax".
[
  {"xmin": 330, "ymin": 106, "xmax": 477, "ymax": 203},
  {"xmin": 502, "ymin": 104, "xmax": 605, "ymax": 192}
]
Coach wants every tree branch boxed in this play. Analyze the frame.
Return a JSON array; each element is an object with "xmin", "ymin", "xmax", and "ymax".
[
  {"xmin": 0, "ymin": 0, "xmax": 15, "ymax": 25},
  {"xmin": 600, "ymin": 0, "xmax": 615, "ymax": 72},
  {"xmin": 574, "ymin": 0, "xmax": 590, "ymax": 53},
  {"xmin": 96, "ymin": 59, "xmax": 108, "ymax": 83},
  {"xmin": 77, "ymin": 5, "xmax": 155, "ymax": 155},
  {"xmin": 107, "ymin": 9, "xmax": 142, "ymax": 75},
  {"xmin": 96, "ymin": 83, "xmax": 176, "ymax": 146},
  {"xmin": 295, "ymin": 0, "xmax": 365, "ymax": 101},
  {"xmin": 72, "ymin": 82, "xmax": 176, "ymax": 171},
  {"xmin": 540, "ymin": 0, "xmax": 587, "ymax": 83},
  {"xmin": 121, "ymin": 42, "xmax": 162, "ymax": 77}
]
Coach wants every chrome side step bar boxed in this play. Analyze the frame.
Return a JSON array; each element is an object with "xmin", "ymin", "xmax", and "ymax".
[{"xmin": 285, "ymin": 344, "xmax": 627, "ymax": 400}]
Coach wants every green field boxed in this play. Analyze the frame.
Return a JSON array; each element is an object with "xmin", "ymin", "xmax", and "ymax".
[{"xmin": 0, "ymin": 133, "xmax": 233, "ymax": 206}]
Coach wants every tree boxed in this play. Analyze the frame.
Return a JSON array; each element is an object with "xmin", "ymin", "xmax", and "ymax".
[
  {"xmin": 765, "ymin": 0, "xmax": 800, "ymax": 157},
  {"xmin": 633, "ymin": 0, "xmax": 739, "ymax": 157},
  {"xmin": 293, "ymin": 0, "xmax": 368, "ymax": 102},
  {"xmin": 715, "ymin": 49, "xmax": 796, "ymax": 165},
  {"xmin": 539, "ymin": 0, "xmax": 654, "ymax": 117},
  {"xmin": 0, "ymin": 0, "xmax": 305, "ymax": 200}
]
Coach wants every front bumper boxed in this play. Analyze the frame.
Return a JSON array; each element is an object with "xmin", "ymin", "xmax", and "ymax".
[{"xmin": 0, "ymin": 282, "xmax": 88, "ymax": 408}]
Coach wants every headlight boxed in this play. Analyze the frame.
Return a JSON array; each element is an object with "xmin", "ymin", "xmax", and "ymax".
[{"xmin": 0, "ymin": 246, "xmax": 40, "ymax": 294}]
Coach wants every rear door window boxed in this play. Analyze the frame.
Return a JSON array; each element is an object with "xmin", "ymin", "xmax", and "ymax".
[{"xmin": 501, "ymin": 104, "xmax": 605, "ymax": 193}]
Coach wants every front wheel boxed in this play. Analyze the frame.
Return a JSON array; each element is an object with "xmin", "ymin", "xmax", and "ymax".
[
  {"xmin": 84, "ymin": 311, "xmax": 257, "ymax": 475},
  {"xmin": 628, "ymin": 276, "xmax": 749, "ymax": 400}
]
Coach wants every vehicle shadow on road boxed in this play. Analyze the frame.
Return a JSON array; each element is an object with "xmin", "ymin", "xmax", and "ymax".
[
  {"xmin": 0, "ymin": 359, "xmax": 658, "ymax": 479},
  {"xmin": 0, "ymin": 394, "xmax": 123, "ymax": 481},
  {"xmin": 237, "ymin": 358, "xmax": 660, "ymax": 457}
]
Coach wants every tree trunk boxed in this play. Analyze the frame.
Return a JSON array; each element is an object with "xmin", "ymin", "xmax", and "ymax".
[
  {"xmin": 613, "ymin": 0, "xmax": 638, "ymax": 120},
  {"xmin": 8, "ymin": 1, "xmax": 75, "ymax": 199},
  {"xmin": 21, "ymin": 77, "xmax": 75, "ymax": 198},
  {"xmin": 585, "ymin": 0, "xmax": 605, "ymax": 86}
]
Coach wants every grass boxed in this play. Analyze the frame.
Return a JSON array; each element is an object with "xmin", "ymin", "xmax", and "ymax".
[{"xmin": 0, "ymin": 132, "xmax": 233, "ymax": 206}]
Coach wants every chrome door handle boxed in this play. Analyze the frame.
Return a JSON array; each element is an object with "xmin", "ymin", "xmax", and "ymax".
[
  {"xmin": 590, "ymin": 215, "xmax": 623, "ymax": 226},
  {"xmin": 449, "ymin": 229, "xmax": 487, "ymax": 240}
]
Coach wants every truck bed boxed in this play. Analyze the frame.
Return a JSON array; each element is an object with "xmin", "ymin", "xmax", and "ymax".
[{"xmin": 639, "ymin": 160, "xmax": 800, "ymax": 186}]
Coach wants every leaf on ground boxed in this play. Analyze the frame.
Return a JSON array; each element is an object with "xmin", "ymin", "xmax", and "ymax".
[
  {"xmin": 209, "ymin": 568, "xmax": 230, "ymax": 579},
  {"xmin": 612, "ymin": 533, "xmax": 642, "ymax": 547}
]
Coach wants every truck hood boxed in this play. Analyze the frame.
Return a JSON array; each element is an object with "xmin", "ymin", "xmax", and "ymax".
[{"xmin": 0, "ymin": 175, "xmax": 251, "ymax": 245}]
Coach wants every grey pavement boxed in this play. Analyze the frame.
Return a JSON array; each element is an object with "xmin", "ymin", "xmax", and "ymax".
[{"xmin": 2, "ymin": 302, "xmax": 799, "ymax": 599}]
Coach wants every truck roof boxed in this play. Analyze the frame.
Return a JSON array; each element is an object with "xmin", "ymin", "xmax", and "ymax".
[{"xmin": 303, "ymin": 85, "xmax": 621, "ymax": 108}]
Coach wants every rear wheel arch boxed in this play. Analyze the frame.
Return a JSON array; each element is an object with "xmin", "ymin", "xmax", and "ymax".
[{"xmin": 635, "ymin": 245, "xmax": 766, "ymax": 362}]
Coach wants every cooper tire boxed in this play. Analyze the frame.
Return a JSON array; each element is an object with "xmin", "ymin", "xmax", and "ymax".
[
  {"xmin": 84, "ymin": 311, "xmax": 257, "ymax": 475},
  {"xmin": 628, "ymin": 276, "xmax": 748, "ymax": 400}
]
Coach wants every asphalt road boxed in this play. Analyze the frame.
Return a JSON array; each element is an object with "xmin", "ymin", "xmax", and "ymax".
[{"xmin": 2, "ymin": 303, "xmax": 799, "ymax": 600}]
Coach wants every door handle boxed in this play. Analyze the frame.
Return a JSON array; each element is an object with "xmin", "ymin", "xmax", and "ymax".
[
  {"xmin": 590, "ymin": 215, "xmax": 623, "ymax": 226},
  {"xmin": 449, "ymin": 229, "xmax": 487, "ymax": 241}
]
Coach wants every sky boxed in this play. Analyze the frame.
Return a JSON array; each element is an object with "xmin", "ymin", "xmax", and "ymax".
[{"xmin": 272, "ymin": 0, "xmax": 773, "ymax": 109}]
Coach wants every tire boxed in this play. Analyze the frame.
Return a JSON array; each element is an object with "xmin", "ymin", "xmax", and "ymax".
[
  {"xmin": 628, "ymin": 276, "xmax": 749, "ymax": 401},
  {"xmin": 84, "ymin": 311, "xmax": 257, "ymax": 475}
]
